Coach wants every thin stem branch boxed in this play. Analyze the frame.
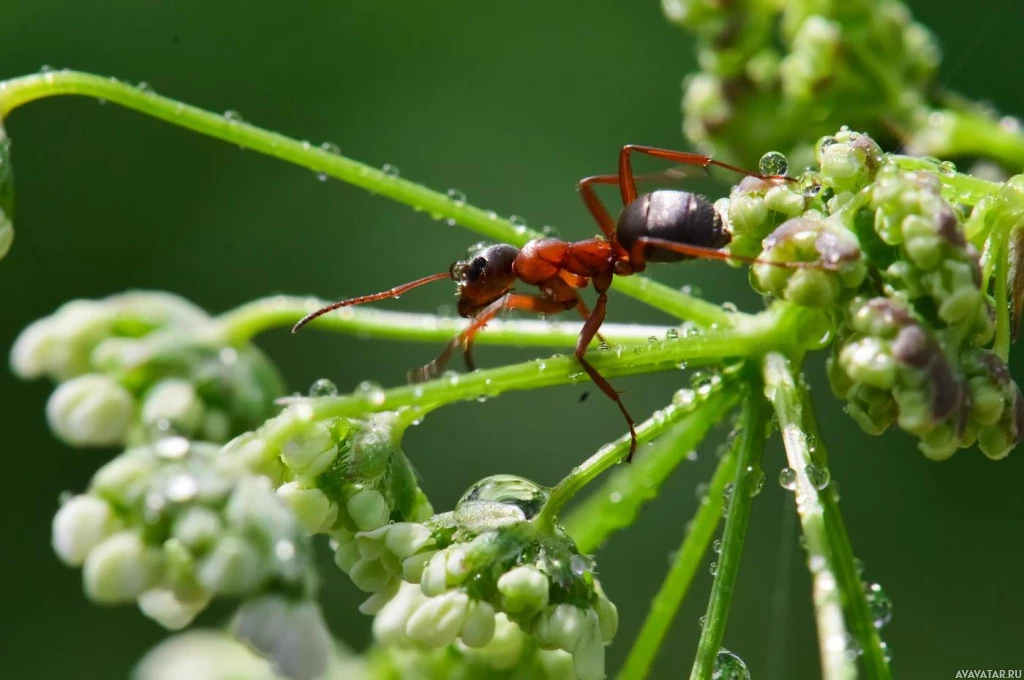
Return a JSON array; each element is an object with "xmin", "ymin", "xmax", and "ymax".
[
  {"xmin": 690, "ymin": 378, "xmax": 768, "ymax": 680},
  {"xmin": 763, "ymin": 352, "xmax": 891, "ymax": 680},
  {"xmin": 0, "ymin": 70, "xmax": 731, "ymax": 327},
  {"xmin": 890, "ymin": 155, "xmax": 1001, "ymax": 207},
  {"xmin": 617, "ymin": 392, "xmax": 745, "ymax": 680},
  {"xmin": 214, "ymin": 294, "xmax": 677, "ymax": 347},
  {"xmin": 542, "ymin": 385, "xmax": 738, "ymax": 537},
  {"xmin": 993, "ymin": 229, "xmax": 1011, "ymax": 361}
]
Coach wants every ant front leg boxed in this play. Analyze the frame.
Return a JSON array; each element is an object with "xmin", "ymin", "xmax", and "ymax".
[
  {"xmin": 408, "ymin": 293, "xmax": 577, "ymax": 383},
  {"xmin": 574, "ymin": 277, "xmax": 638, "ymax": 462},
  {"xmin": 617, "ymin": 144, "xmax": 792, "ymax": 205},
  {"xmin": 577, "ymin": 174, "xmax": 629, "ymax": 258}
]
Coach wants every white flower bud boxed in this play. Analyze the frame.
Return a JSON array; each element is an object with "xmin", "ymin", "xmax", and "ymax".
[
  {"xmin": 459, "ymin": 599, "xmax": 496, "ymax": 648},
  {"xmin": 383, "ymin": 522, "xmax": 433, "ymax": 558},
  {"xmin": 333, "ymin": 538, "xmax": 360, "ymax": 574},
  {"xmin": 141, "ymin": 379, "xmax": 205, "ymax": 432},
  {"xmin": 533, "ymin": 604, "xmax": 586, "ymax": 652},
  {"xmin": 133, "ymin": 631, "xmax": 277, "ymax": 680},
  {"xmin": 9, "ymin": 317, "xmax": 57, "ymax": 379},
  {"xmin": 83, "ymin": 531, "xmax": 163, "ymax": 603},
  {"xmin": 459, "ymin": 613, "xmax": 526, "ymax": 670},
  {"xmin": 405, "ymin": 591, "xmax": 470, "ymax": 647},
  {"xmin": 345, "ymin": 488, "xmax": 390, "ymax": 531},
  {"xmin": 91, "ymin": 449, "xmax": 157, "ymax": 504},
  {"xmin": 349, "ymin": 558, "xmax": 393, "ymax": 593},
  {"xmin": 572, "ymin": 609, "xmax": 606, "ymax": 680},
  {"xmin": 46, "ymin": 374, "xmax": 135, "ymax": 446},
  {"xmin": 358, "ymin": 577, "xmax": 401, "ymax": 615},
  {"xmin": 373, "ymin": 582, "xmax": 427, "ymax": 647},
  {"xmin": 280, "ymin": 422, "xmax": 337, "ymax": 476},
  {"xmin": 277, "ymin": 482, "xmax": 336, "ymax": 535},
  {"xmin": 232, "ymin": 595, "xmax": 332, "ymax": 680},
  {"xmin": 497, "ymin": 565, "xmax": 550, "ymax": 614},
  {"xmin": 52, "ymin": 495, "xmax": 119, "ymax": 566},
  {"xmin": 138, "ymin": 588, "xmax": 209, "ymax": 630},
  {"xmin": 195, "ymin": 536, "xmax": 264, "ymax": 595},
  {"xmin": 0, "ymin": 208, "xmax": 12, "ymax": 261},
  {"xmin": 594, "ymin": 585, "xmax": 619, "ymax": 642},
  {"xmin": 420, "ymin": 551, "xmax": 449, "ymax": 596}
]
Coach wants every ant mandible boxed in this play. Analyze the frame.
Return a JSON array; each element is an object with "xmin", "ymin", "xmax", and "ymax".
[{"xmin": 294, "ymin": 145, "xmax": 827, "ymax": 461}]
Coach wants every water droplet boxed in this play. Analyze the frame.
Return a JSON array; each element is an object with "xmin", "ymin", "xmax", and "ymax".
[
  {"xmin": 447, "ymin": 188, "xmax": 467, "ymax": 206},
  {"xmin": 40, "ymin": 64, "xmax": 53, "ymax": 73},
  {"xmin": 320, "ymin": 141, "xmax": 341, "ymax": 155},
  {"xmin": 665, "ymin": 328, "xmax": 680, "ymax": 340},
  {"xmin": 154, "ymin": 436, "xmax": 190, "ymax": 460},
  {"xmin": 779, "ymin": 467, "xmax": 798, "ymax": 490},
  {"xmin": 457, "ymin": 474, "xmax": 550, "ymax": 520},
  {"xmin": 680, "ymin": 284, "xmax": 703, "ymax": 297},
  {"xmin": 746, "ymin": 465, "xmax": 766, "ymax": 496},
  {"xmin": 355, "ymin": 380, "xmax": 386, "ymax": 406},
  {"xmin": 382, "ymin": 163, "xmax": 400, "ymax": 178},
  {"xmin": 442, "ymin": 370, "xmax": 460, "ymax": 386},
  {"xmin": 541, "ymin": 224, "xmax": 560, "ymax": 238},
  {"xmin": 694, "ymin": 482, "xmax": 709, "ymax": 502},
  {"xmin": 721, "ymin": 301, "xmax": 738, "ymax": 313},
  {"xmin": 509, "ymin": 214, "xmax": 528, "ymax": 230},
  {"xmin": 537, "ymin": 361, "xmax": 547, "ymax": 371},
  {"xmin": 865, "ymin": 582, "xmax": 893, "ymax": 628},
  {"xmin": 598, "ymin": 341, "xmax": 611, "ymax": 352},
  {"xmin": 805, "ymin": 463, "xmax": 830, "ymax": 490},
  {"xmin": 712, "ymin": 649, "xmax": 750, "ymax": 680},
  {"xmin": 570, "ymin": 554, "xmax": 590, "ymax": 576},
  {"xmin": 137, "ymin": 81, "xmax": 154, "ymax": 94},
  {"xmin": 712, "ymin": 539, "xmax": 722, "ymax": 554},
  {"xmin": 609, "ymin": 491, "xmax": 623, "ymax": 503},
  {"xmin": 938, "ymin": 160, "xmax": 957, "ymax": 176},
  {"xmin": 698, "ymin": 615, "xmax": 707, "ymax": 629},
  {"xmin": 759, "ymin": 150, "xmax": 789, "ymax": 176},
  {"xmin": 165, "ymin": 473, "xmax": 199, "ymax": 502},
  {"xmin": 308, "ymin": 378, "xmax": 338, "ymax": 398},
  {"xmin": 223, "ymin": 109, "xmax": 244, "ymax": 123},
  {"xmin": 709, "ymin": 561, "xmax": 718, "ymax": 576},
  {"xmin": 316, "ymin": 172, "xmax": 328, "ymax": 182},
  {"xmin": 880, "ymin": 641, "xmax": 892, "ymax": 663}
]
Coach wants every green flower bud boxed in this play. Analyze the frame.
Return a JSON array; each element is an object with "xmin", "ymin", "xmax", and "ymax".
[
  {"xmin": 137, "ymin": 588, "xmax": 209, "ymax": 630},
  {"xmin": 349, "ymin": 558, "xmax": 394, "ymax": 593},
  {"xmin": 346, "ymin": 488, "xmax": 390, "ymax": 532},
  {"xmin": 277, "ymin": 482, "xmax": 336, "ymax": 535},
  {"xmin": 195, "ymin": 535, "xmax": 265, "ymax": 596},
  {"xmin": 497, "ymin": 565, "xmax": 550, "ymax": 614},
  {"xmin": 534, "ymin": 604, "xmax": 586, "ymax": 652},
  {"xmin": 52, "ymin": 495, "xmax": 121, "ymax": 566},
  {"xmin": 171, "ymin": 507, "xmax": 223, "ymax": 552},
  {"xmin": 572, "ymin": 609, "xmax": 606, "ymax": 680},
  {"xmin": 358, "ymin": 577, "xmax": 401, "ymax": 616},
  {"xmin": 838, "ymin": 336, "xmax": 897, "ymax": 390},
  {"xmin": 46, "ymin": 374, "xmax": 135, "ymax": 446},
  {"xmin": 459, "ymin": 599, "xmax": 497, "ymax": 648},
  {"xmin": 83, "ymin": 531, "xmax": 163, "ymax": 603},
  {"xmin": 133, "ymin": 630, "xmax": 282, "ymax": 680},
  {"xmin": 332, "ymin": 530, "xmax": 360, "ymax": 574},
  {"xmin": 232, "ymin": 595, "xmax": 332, "ymax": 680},
  {"xmin": 373, "ymin": 582, "xmax": 428, "ymax": 647},
  {"xmin": 594, "ymin": 581, "xmax": 619, "ymax": 642},
  {"xmin": 280, "ymin": 421, "xmax": 337, "ymax": 477}
]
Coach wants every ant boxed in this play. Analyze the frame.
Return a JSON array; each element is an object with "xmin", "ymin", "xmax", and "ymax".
[{"xmin": 294, "ymin": 145, "xmax": 829, "ymax": 461}]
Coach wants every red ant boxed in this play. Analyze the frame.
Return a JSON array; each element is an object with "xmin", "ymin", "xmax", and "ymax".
[{"xmin": 294, "ymin": 146, "xmax": 827, "ymax": 461}]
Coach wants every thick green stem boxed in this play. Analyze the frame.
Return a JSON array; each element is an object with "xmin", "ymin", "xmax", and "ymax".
[
  {"xmin": 690, "ymin": 381, "xmax": 767, "ymax": 680},
  {"xmin": 545, "ymin": 386, "xmax": 738, "ymax": 539},
  {"xmin": 0, "ymin": 70, "xmax": 730, "ymax": 327},
  {"xmin": 763, "ymin": 352, "xmax": 891, "ymax": 680},
  {"xmin": 617, "ymin": 394, "xmax": 745, "ymax": 680},
  {"xmin": 916, "ymin": 106, "xmax": 1024, "ymax": 172},
  {"xmin": 215, "ymin": 294, "xmax": 677, "ymax": 347}
]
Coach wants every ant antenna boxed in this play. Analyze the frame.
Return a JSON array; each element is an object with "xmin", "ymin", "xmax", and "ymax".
[{"xmin": 292, "ymin": 272, "xmax": 452, "ymax": 333}]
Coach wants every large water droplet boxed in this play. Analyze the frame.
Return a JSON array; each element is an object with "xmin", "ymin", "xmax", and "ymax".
[
  {"xmin": 805, "ymin": 463, "xmax": 830, "ymax": 490},
  {"xmin": 457, "ymin": 474, "xmax": 550, "ymax": 520},
  {"xmin": 447, "ymin": 188, "xmax": 467, "ymax": 206},
  {"xmin": 355, "ymin": 380, "xmax": 386, "ymax": 406},
  {"xmin": 308, "ymin": 378, "xmax": 338, "ymax": 398},
  {"xmin": 938, "ymin": 160, "xmax": 957, "ymax": 176},
  {"xmin": 865, "ymin": 582, "xmax": 893, "ymax": 628},
  {"xmin": 712, "ymin": 649, "xmax": 750, "ymax": 680},
  {"xmin": 223, "ymin": 109, "xmax": 244, "ymax": 123},
  {"xmin": 759, "ymin": 151, "xmax": 789, "ymax": 176},
  {"xmin": 779, "ymin": 467, "xmax": 798, "ymax": 490},
  {"xmin": 320, "ymin": 142, "xmax": 340, "ymax": 155}
]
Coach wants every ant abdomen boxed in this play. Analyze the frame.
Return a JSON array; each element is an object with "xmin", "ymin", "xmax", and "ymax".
[{"xmin": 616, "ymin": 190, "xmax": 729, "ymax": 262}]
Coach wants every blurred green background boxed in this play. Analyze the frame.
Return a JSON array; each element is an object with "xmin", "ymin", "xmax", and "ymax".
[{"xmin": 2, "ymin": 1, "xmax": 1023, "ymax": 678}]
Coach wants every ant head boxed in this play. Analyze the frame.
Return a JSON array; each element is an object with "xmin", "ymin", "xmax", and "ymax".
[{"xmin": 449, "ymin": 243, "xmax": 520, "ymax": 317}]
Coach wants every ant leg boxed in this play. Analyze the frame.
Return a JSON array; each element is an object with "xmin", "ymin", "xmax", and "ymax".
[
  {"xmin": 617, "ymin": 144, "xmax": 795, "ymax": 205},
  {"xmin": 577, "ymin": 175, "xmax": 629, "ymax": 257},
  {"xmin": 409, "ymin": 293, "xmax": 577, "ymax": 383},
  {"xmin": 574, "ymin": 287, "xmax": 638, "ymax": 462}
]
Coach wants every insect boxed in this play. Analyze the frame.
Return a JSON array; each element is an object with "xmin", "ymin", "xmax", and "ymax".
[{"xmin": 293, "ymin": 145, "xmax": 829, "ymax": 461}]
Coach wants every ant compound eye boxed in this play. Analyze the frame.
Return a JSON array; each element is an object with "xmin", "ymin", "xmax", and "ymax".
[
  {"xmin": 449, "ymin": 261, "xmax": 470, "ymax": 282},
  {"xmin": 468, "ymin": 256, "xmax": 488, "ymax": 281}
]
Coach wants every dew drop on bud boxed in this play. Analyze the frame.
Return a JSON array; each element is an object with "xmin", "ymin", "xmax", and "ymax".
[
  {"xmin": 457, "ymin": 474, "xmax": 550, "ymax": 520},
  {"xmin": 712, "ymin": 649, "xmax": 750, "ymax": 680},
  {"xmin": 308, "ymin": 378, "xmax": 338, "ymax": 398},
  {"xmin": 759, "ymin": 150, "xmax": 789, "ymax": 176},
  {"xmin": 779, "ymin": 467, "xmax": 798, "ymax": 490}
]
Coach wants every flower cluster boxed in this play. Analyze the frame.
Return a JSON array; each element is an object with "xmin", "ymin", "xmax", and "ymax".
[
  {"xmin": 368, "ymin": 475, "xmax": 618, "ymax": 680},
  {"xmin": 10, "ymin": 292, "xmax": 284, "ymax": 447},
  {"xmin": 661, "ymin": 0, "xmax": 941, "ymax": 166}
]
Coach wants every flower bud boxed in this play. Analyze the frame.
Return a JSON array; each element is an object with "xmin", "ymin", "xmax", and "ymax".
[
  {"xmin": 277, "ymin": 482, "xmax": 336, "ymax": 535},
  {"xmin": 52, "ymin": 495, "xmax": 120, "ymax": 566},
  {"xmin": 46, "ymin": 374, "xmax": 135, "ymax": 446},
  {"xmin": 194, "ymin": 536, "xmax": 264, "ymax": 596},
  {"xmin": 141, "ymin": 379, "xmax": 205, "ymax": 434},
  {"xmin": 496, "ymin": 565, "xmax": 550, "ymax": 614},
  {"xmin": 346, "ymin": 488, "xmax": 390, "ymax": 532},
  {"xmin": 280, "ymin": 421, "xmax": 337, "ymax": 477},
  {"xmin": 232, "ymin": 595, "xmax": 332, "ymax": 680},
  {"xmin": 405, "ymin": 590, "xmax": 470, "ymax": 647},
  {"xmin": 533, "ymin": 604, "xmax": 586, "ymax": 652},
  {"xmin": 83, "ymin": 531, "xmax": 163, "ymax": 603},
  {"xmin": 138, "ymin": 588, "xmax": 209, "ymax": 630},
  {"xmin": 459, "ymin": 599, "xmax": 497, "ymax": 648},
  {"xmin": 572, "ymin": 609, "xmax": 606, "ymax": 680}
]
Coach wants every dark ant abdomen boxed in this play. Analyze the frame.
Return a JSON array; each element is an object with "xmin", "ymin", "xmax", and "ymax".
[{"xmin": 615, "ymin": 190, "xmax": 729, "ymax": 262}]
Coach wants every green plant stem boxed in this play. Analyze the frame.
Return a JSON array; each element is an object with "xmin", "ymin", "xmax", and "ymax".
[
  {"xmin": 542, "ymin": 385, "xmax": 738, "ymax": 538},
  {"xmin": 269, "ymin": 305, "xmax": 816, "ymax": 434},
  {"xmin": 800, "ymin": 389, "xmax": 893, "ymax": 680},
  {"xmin": 890, "ymin": 154, "xmax": 1001, "ymax": 207},
  {"xmin": 0, "ymin": 70, "xmax": 730, "ymax": 327},
  {"xmin": 214, "ymin": 294, "xmax": 676, "ymax": 347},
  {"xmin": 689, "ymin": 380, "xmax": 767, "ymax": 680},
  {"xmin": 992, "ymin": 230, "xmax": 1012, "ymax": 361},
  {"xmin": 617, "ymin": 393, "xmax": 746, "ymax": 680},
  {"xmin": 763, "ymin": 352, "xmax": 890, "ymax": 680},
  {"xmin": 924, "ymin": 106, "xmax": 1024, "ymax": 172}
]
